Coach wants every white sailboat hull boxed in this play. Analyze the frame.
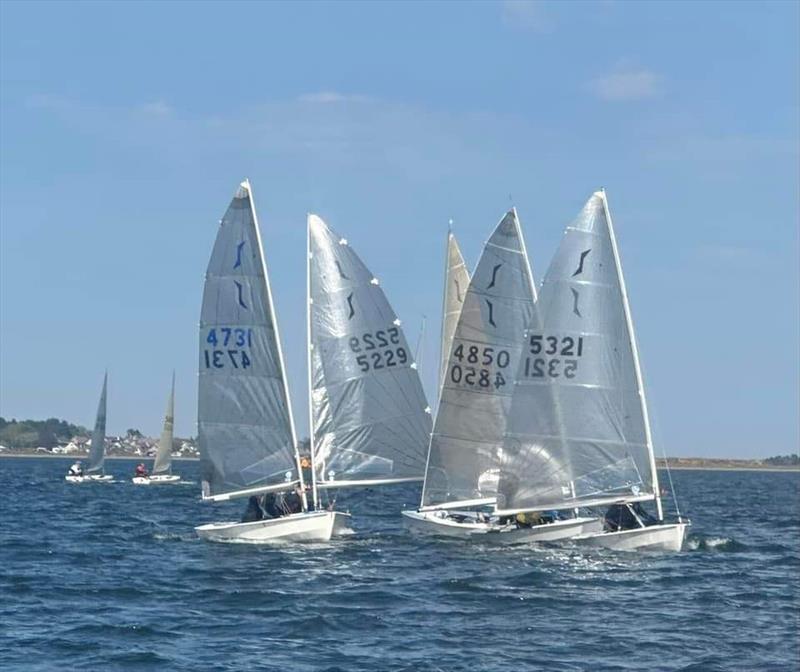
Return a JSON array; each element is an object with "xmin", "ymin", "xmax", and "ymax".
[
  {"xmin": 132, "ymin": 474, "xmax": 181, "ymax": 485},
  {"xmin": 401, "ymin": 510, "xmax": 494, "ymax": 537},
  {"xmin": 195, "ymin": 510, "xmax": 350, "ymax": 544},
  {"xmin": 576, "ymin": 522, "xmax": 689, "ymax": 552},
  {"xmin": 479, "ymin": 516, "xmax": 604, "ymax": 544},
  {"xmin": 65, "ymin": 474, "xmax": 113, "ymax": 483}
]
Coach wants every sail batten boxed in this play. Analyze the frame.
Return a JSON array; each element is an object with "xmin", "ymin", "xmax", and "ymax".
[
  {"xmin": 422, "ymin": 210, "xmax": 537, "ymax": 509},
  {"xmin": 496, "ymin": 191, "xmax": 658, "ymax": 515},
  {"xmin": 198, "ymin": 182, "xmax": 299, "ymax": 500},
  {"xmin": 308, "ymin": 214, "xmax": 431, "ymax": 487}
]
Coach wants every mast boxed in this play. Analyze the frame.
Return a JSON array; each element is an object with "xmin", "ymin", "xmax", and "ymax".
[
  {"xmin": 600, "ymin": 189, "xmax": 663, "ymax": 521},
  {"xmin": 306, "ymin": 215, "xmax": 319, "ymax": 510},
  {"xmin": 247, "ymin": 180, "xmax": 308, "ymax": 512}
]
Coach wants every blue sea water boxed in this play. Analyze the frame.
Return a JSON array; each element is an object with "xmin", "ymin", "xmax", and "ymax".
[{"xmin": 0, "ymin": 458, "xmax": 797, "ymax": 672}]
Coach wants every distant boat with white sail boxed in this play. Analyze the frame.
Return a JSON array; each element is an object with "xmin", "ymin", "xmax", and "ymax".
[
  {"xmin": 133, "ymin": 373, "xmax": 180, "ymax": 485},
  {"xmin": 494, "ymin": 190, "xmax": 688, "ymax": 551},
  {"xmin": 65, "ymin": 372, "xmax": 113, "ymax": 483}
]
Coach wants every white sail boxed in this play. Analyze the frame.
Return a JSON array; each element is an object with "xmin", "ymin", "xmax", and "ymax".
[
  {"xmin": 86, "ymin": 372, "xmax": 107, "ymax": 474},
  {"xmin": 308, "ymin": 214, "xmax": 432, "ymax": 489},
  {"xmin": 438, "ymin": 230, "xmax": 470, "ymax": 392},
  {"xmin": 198, "ymin": 181, "xmax": 300, "ymax": 501},
  {"xmin": 495, "ymin": 190, "xmax": 661, "ymax": 516},
  {"xmin": 152, "ymin": 373, "xmax": 175, "ymax": 475},
  {"xmin": 421, "ymin": 210, "xmax": 536, "ymax": 510}
]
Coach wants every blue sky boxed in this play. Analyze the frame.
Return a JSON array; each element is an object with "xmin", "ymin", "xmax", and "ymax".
[{"xmin": 1, "ymin": 1, "xmax": 797, "ymax": 457}]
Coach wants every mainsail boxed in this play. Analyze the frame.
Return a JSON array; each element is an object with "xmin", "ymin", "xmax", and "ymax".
[
  {"xmin": 86, "ymin": 372, "xmax": 107, "ymax": 474},
  {"xmin": 496, "ymin": 190, "xmax": 661, "ymax": 516},
  {"xmin": 308, "ymin": 214, "xmax": 432, "ymax": 489},
  {"xmin": 438, "ymin": 230, "xmax": 471, "ymax": 392},
  {"xmin": 421, "ymin": 210, "xmax": 536, "ymax": 510},
  {"xmin": 198, "ymin": 181, "xmax": 300, "ymax": 501},
  {"xmin": 152, "ymin": 373, "xmax": 175, "ymax": 475}
]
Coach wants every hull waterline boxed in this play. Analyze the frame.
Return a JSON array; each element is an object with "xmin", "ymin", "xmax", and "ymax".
[
  {"xmin": 575, "ymin": 522, "xmax": 689, "ymax": 552},
  {"xmin": 195, "ymin": 510, "xmax": 350, "ymax": 544},
  {"xmin": 401, "ymin": 510, "xmax": 493, "ymax": 538},
  {"xmin": 65, "ymin": 474, "xmax": 114, "ymax": 483},
  {"xmin": 479, "ymin": 516, "xmax": 603, "ymax": 545},
  {"xmin": 132, "ymin": 474, "xmax": 181, "ymax": 485}
]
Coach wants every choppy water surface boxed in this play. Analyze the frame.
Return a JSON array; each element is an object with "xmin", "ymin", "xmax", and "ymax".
[{"xmin": 1, "ymin": 458, "xmax": 797, "ymax": 671}]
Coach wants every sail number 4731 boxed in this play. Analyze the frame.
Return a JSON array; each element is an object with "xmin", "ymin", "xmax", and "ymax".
[
  {"xmin": 523, "ymin": 335, "xmax": 584, "ymax": 379},
  {"xmin": 204, "ymin": 328, "xmax": 253, "ymax": 369}
]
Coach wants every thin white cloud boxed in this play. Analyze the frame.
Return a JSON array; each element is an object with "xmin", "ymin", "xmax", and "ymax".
[
  {"xmin": 501, "ymin": 0, "xmax": 552, "ymax": 32},
  {"xmin": 297, "ymin": 91, "xmax": 373, "ymax": 104},
  {"xmin": 589, "ymin": 68, "xmax": 660, "ymax": 101},
  {"xmin": 139, "ymin": 100, "xmax": 173, "ymax": 117}
]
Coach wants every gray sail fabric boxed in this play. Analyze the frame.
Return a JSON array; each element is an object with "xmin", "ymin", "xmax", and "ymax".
[
  {"xmin": 152, "ymin": 374, "xmax": 174, "ymax": 475},
  {"xmin": 198, "ymin": 183, "xmax": 298, "ymax": 499},
  {"xmin": 86, "ymin": 373, "xmax": 107, "ymax": 474},
  {"xmin": 308, "ymin": 215, "xmax": 432, "ymax": 485},
  {"xmin": 496, "ymin": 191, "xmax": 654, "ymax": 514},
  {"xmin": 439, "ymin": 231, "xmax": 471, "ymax": 392},
  {"xmin": 422, "ymin": 210, "xmax": 536, "ymax": 508}
]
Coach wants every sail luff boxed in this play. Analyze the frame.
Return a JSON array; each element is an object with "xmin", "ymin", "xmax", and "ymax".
[
  {"xmin": 600, "ymin": 190, "xmax": 663, "ymax": 520},
  {"xmin": 306, "ymin": 215, "xmax": 320, "ymax": 510},
  {"xmin": 247, "ymin": 182, "xmax": 307, "ymax": 511},
  {"xmin": 438, "ymin": 230, "xmax": 470, "ymax": 393},
  {"xmin": 152, "ymin": 372, "xmax": 175, "ymax": 474},
  {"xmin": 87, "ymin": 372, "xmax": 107, "ymax": 474}
]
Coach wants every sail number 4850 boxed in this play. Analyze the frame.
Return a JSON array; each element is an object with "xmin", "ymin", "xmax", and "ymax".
[{"xmin": 449, "ymin": 343, "xmax": 510, "ymax": 390}]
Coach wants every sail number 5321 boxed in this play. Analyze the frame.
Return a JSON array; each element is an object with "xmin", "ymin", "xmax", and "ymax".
[{"xmin": 523, "ymin": 334, "xmax": 584, "ymax": 379}]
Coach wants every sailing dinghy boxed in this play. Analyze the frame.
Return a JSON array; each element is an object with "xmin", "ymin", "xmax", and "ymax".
[
  {"xmin": 307, "ymin": 214, "xmax": 432, "ymax": 500},
  {"xmin": 65, "ymin": 373, "xmax": 113, "ymax": 483},
  {"xmin": 403, "ymin": 209, "xmax": 537, "ymax": 537},
  {"xmin": 194, "ymin": 181, "xmax": 347, "ymax": 543},
  {"xmin": 133, "ymin": 373, "xmax": 180, "ymax": 484},
  {"xmin": 494, "ymin": 190, "xmax": 688, "ymax": 552}
]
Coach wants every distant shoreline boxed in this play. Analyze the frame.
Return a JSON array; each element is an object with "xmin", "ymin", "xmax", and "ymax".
[
  {"xmin": 0, "ymin": 452, "xmax": 200, "ymax": 461},
  {"xmin": 1, "ymin": 452, "xmax": 798, "ymax": 472}
]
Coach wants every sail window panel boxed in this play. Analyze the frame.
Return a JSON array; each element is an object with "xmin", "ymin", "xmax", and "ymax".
[
  {"xmin": 422, "ymin": 434, "xmax": 502, "ymax": 507},
  {"xmin": 200, "ymin": 422, "xmax": 296, "ymax": 493}
]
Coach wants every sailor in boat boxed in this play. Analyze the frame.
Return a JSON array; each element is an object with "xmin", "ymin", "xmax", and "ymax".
[
  {"xmin": 68, "ymin": 460, "xmax": 83, "ymax": 477},
  {"xmin": 603, "ymin": 502, "xmax": 657, "ymax": 532},
  {"xmin": 134, "ymin": 463, "xmax": 149, "ymax": 479},
  {"xmin": 241, "ymin": 496, "xmax": 265, "ymax": 523}
]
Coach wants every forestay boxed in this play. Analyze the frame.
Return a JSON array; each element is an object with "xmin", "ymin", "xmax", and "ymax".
[
  {"xmin": 153, "ymin": 373, "xmax": 175, "ymax": 475},
  {"xmin": 86, "ymin": 373, "xmax": 107, "ymax": 474},
  {"xmin": 439, "ymin": 231, "xmax": 471, "ymax": 392},
  {"xmin": 496, "ymin": 190, "xmax": 657, "ymax": 515},
  {"xmin": 198, "ymin": 182, "xmax": 299, "ymax": 501},
  {"xmin": 422, "ymin": 210, "xmax": 536, "ymax": 510},
  {"xmin": 308, "ymin": 215, "xmax": 432, "ymax": 488}
]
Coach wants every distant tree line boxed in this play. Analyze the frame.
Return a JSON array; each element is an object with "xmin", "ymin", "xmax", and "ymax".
[
  {"xmin": 0, "ymin": 417, "xmax": 90, "ymax": 449},
  {"xmin": 764, "ymin": 454, "xmax": 800, "ymax": 466}
]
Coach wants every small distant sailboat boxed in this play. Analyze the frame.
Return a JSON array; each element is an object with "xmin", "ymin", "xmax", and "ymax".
[
  {"xmin": 133, "ymin": 373, "xmax": 181, "ymax": 485},
  {"xmin": 494, "ymin": 190, "xmax": 688, "ymax": 552},
  {"xmin": 403, "ymin": 209, "xmax": 537, "ymax": 536},
  {"xmin": 307, "ymin": 214, "xmax": 431, "ymax": 496},
  {"xmin": 194, "ymin": 181, "xmax": 343, "ymax": 543},
  {"xmin": 65, "ymin": 373, "xmax": 113, "ymax": 483}
]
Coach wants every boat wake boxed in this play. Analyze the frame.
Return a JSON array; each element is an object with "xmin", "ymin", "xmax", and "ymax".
[{"xmin": 685, "ymin": 534, "xmax": 740, "ymax": 552}]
